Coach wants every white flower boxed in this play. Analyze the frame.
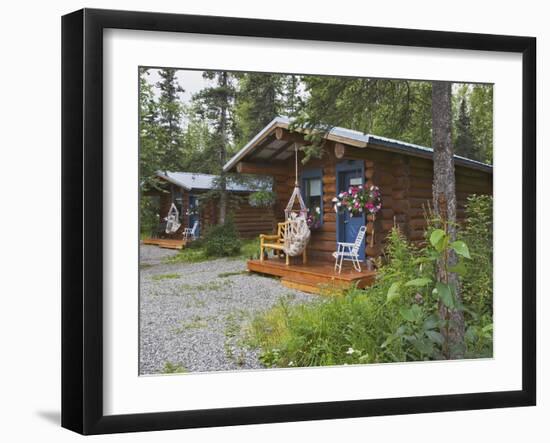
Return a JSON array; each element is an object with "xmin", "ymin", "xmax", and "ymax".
[
  {"xmin": 315, "ymin": 207, "xmax": 321, "ymax": 214},
  {"xmin": 346, "ymin": 347, "xmax": 355, "ymax": 355},
  {"xmin": 338, "ymin": 193, "xmax": 344, "ymax": 198},
  {"xmin": 288, "ymin": 361, "xmax": 294, "ymax": 367},
  {"xmin": 337, "ymin": 202, "xmax": 342, "ymax": 207}
]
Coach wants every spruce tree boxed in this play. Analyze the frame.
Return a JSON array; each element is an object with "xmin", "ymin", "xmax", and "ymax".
[
  {"xmin": 156, "ymin": 68, "xmax": 185, "ymax": 171},
  {"xmin": 192, "ymin": 71, "xmax": 238, "ymax": 223},
  {"xmin": 236, "ymin": 73, "xmax": 284, "ymax": 146},
  {"xmin": 454, "ymin": 98, "xmax": 476, "ymax": 160},
  {"xmin": 139, "ymin": 67, "xmax": 161, "ymax": 190}
]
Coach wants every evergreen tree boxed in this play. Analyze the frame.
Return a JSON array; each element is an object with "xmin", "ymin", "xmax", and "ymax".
[
  {"xmin": 139, "ymin": 67, "xmax": 161, "ymax": 190},
  {"xmin": 236, "ymin": 73, "xmax": 284, "ymax": 147},
  {"xmin": 156, "ymin": 68, "xmax": 185, "ymax": 171},
  {"xmin": 469, "ymin": 84, "xmax": 493, "ymax": 163},
  {"xmin": 192, "ymin": 71, "xmax": 238, "ymax": 223},
  {"xmin": 454, "ymin": 98, "xmax": 476, "ymax": 160},
  {"xmin": 292, "ymin": 77, "xmax": 433, "ymax": 162},
  {"xmin": 282, "ymin": 75, "xmax": 303, "ymax": 116}
]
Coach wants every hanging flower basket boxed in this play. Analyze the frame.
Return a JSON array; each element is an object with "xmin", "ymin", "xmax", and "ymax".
[{"xmin": 332, "ymin": 185, "xmax": 382, "ymax": 216}]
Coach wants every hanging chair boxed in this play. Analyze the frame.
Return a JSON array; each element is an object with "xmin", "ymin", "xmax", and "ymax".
[
  {"xmin": 282, "ymin": 144, "xmax": 311, "ymax": 257},
  {"xmin": 283, "ymin": 213, "xmax": 311, "ymax": 257},
  {"xmin": 164, "ymin": 203, "xmax": 181, "ymax": 234}
]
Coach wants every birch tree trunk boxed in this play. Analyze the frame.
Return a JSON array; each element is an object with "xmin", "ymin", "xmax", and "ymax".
[{"xmin": 431, "ymin": 81, "xmax": 465, "ymax": 359}]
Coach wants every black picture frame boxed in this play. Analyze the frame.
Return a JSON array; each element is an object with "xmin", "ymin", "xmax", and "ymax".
[{"xmin": 61, "ymin": 8, "xmax": 536, "ymax": 435}]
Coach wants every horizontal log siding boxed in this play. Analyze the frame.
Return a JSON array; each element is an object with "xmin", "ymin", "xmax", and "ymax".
[
  {"xmin": 149, "ymin": 184, "xmax": 275, "ymax": 240},
  {"xmin": 259, "ymin": 137, "xmax": 493, "ymax": 263}
]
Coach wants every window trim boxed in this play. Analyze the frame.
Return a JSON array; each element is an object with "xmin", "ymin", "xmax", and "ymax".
[{"xmin": 301, "ymin": 168, "xmax": 323, "ymax": 226}]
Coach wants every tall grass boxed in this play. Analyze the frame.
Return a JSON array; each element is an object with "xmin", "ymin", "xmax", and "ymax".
[{"xmin": 246, "ymin": 196, "xmax": 494, "ymax": 367}]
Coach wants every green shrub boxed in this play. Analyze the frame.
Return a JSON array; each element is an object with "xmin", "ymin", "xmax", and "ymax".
[
  {"xmin": 247, "ymin": 216, "xmax": 494, "ymax": 367},
  {"xmin": 248, "ymin": 190, "xmax": 277, "ymax": 208},
  {"xmin": 247, "ymin": 229, "xmax": 420, "ymax": 367},
  {"xmin": 240, "ymin": 237, "xmax": 261, "ymax": 260},
  {"xmin": 462, "ymin": 194, "xmax": 493, "ymax": 316},
  {"xmin": 203, "ymin": 217, "xmax": 242, "ymax": 257}
]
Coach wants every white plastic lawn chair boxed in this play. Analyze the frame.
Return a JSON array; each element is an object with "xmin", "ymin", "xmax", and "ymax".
[
  {"xmin": 332, "ymin": 225, "xmax": 367, "ymax": 274},
  {"xmin": 182, "ymin": 220, "xmax": 199, "ymax": 241}
]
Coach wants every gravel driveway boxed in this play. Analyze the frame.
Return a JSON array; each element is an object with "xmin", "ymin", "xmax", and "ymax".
[{"xmin": 139, "ymin": 245, "xmax": 317, "ymax": 375}]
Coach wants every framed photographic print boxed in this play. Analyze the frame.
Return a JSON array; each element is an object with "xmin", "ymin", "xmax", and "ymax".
[{"xmin": 61, "ymin": 8, "xmax": 536, "ymax": 435}]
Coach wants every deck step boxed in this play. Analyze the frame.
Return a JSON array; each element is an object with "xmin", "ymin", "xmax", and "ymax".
[
  {"xmin": 247, "ymin": 259, "xmax": 376, "ymax": 295},
  {"xmin": 142, "ymin": 238, "xmax": 185, "ymax": 250},
  {"xmin": 281, "ymin": 277, "xmax": 321, "ymax": 294}
]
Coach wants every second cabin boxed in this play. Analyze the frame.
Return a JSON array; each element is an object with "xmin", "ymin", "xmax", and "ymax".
[{"xmin": 224, "ymin": 116, "xmax": 493, "ymax": 264}]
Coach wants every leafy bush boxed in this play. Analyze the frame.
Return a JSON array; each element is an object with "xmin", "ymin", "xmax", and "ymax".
[
  {"xmin": 240, "ymin": 237, "xmax": 261, "ymax": 260},
  {"xmin": 203, "ymin": 217, "xmax": 242, "ymax": 257},
  {"xmin": 247, "ymin": 211, "xmax": 494, "ymax": 367},
  {"xmin": 247, "ymin": 229, "xmax": 420, "ymax": 367},
  {"xmin": 462, "ymin": 194, "xmax": 493, "ymax": 315},
  {"xmin": 248, "ymin": 190, "xmax": 277, "ymax": 208}
]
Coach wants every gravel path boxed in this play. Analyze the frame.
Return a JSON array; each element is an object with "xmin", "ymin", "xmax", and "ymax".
[{"xmin": 139, "ymin": 245, "xmax": 317, "ymax": 374}]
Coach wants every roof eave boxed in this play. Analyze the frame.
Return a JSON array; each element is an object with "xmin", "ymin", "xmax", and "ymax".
[{"xmin": 155, "ymin": 172, "xmax": 192, "ymax": 191}]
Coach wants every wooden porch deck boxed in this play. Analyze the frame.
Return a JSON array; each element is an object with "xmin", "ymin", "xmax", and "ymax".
[
  {"xmin": 142, "ymin": 238, "xmax": 187, "ymax": 250},
  {"xmin": 247, "ymin": 258, "xmax": 376, "ymax": 294}
]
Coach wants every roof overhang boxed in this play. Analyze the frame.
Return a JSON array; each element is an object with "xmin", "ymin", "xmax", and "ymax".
[{"xmin": 223, "ymin": 116, "xmax": 493, "ymax": 174}]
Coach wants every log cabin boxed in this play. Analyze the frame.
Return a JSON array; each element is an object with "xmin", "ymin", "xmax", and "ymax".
[
  {"xmin": 223, "ymin": 116, "xmax": 493, "ymax": 293},
  {"xmin": 142, "ymin": 171, "xmax": 275, "ymax": 249}
]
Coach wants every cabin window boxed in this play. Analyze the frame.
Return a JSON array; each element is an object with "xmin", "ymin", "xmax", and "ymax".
[{"xmin": 301, "ymin": 168, "xmax": 323, "ymax": 226}]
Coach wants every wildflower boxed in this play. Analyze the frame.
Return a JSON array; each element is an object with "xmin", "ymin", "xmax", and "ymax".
[
  {"xmin": 288, "ymin": 361, "xmax": 295, "ymax": 367},
  {"xmin": 346, "ymin": 347, "xmax": 355, "ymax": 355}
]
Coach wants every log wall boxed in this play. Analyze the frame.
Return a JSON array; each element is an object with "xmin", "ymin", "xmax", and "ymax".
[
  {"xmin": 269, "ymin": 139, "xmax": 493, "ymax": 262},
  {"xmin": 149, "ymin": 184, "xmax": 275, "ymax": 239}
]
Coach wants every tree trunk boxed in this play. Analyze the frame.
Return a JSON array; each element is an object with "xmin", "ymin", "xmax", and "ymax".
[
  {"xmin": 431, "ymin": 81, "xmax": 465, "ymax": 359},
  {"xmin": 218, "ymin": 72, "xmax": 228, "ymax": 224}
]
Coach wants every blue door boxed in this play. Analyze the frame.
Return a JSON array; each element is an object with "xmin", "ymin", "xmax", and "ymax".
[
  {"xmin": 337, "ymin": 162, "xmax": 365, "ymax": 260},
  {"xmin": 188, "ymin": 195, "xmax": 200, "ymax": 237}
]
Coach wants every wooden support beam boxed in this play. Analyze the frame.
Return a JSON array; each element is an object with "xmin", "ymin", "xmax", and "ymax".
[
  {"xmin": 267, "ymin": 140, "xmax": 294, "ymax": 160},
  {"xmin": 274, "ymin": 127, "xmax": 304, "ymax": 144},
  {"xmin": 236, "ymin": 161, "xmax": 287, "ymax": 176}
]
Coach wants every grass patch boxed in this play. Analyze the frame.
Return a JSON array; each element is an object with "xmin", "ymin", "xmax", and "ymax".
[
  {"xmin": 164, "ymin": 236, "xmax": 261, "ymax": 265},
  {"xmin": 239, "ymin": 238, "xmax": 261, "ymax": 260},
  {"xmin": 162, "ymin": 362, "xmax": 188, "ymax": 374},
  {"xmin": 217, "ymin": 270, "xmax": 248, "ymax": 278},
  {"xmin": 139, "ymin": 263, "xmax": 154, "ymax": 270},
  {"xmin": 151, "ymin": 273, "xmax": 180, "ymax": 281},
  {"xmin": 180, "ymin": 280, "xmax": 230, "ymax": 293},
  {"xmin": 165, "ymin": 248, "xmax": 209, "ymax": 264},
  {"xmin": 173, "ymin": 315, "xmax": 211, "ymax": 333},
  {"xmin": 224, "ymin": 311, "xmax": 249, "ymax": 366}
]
